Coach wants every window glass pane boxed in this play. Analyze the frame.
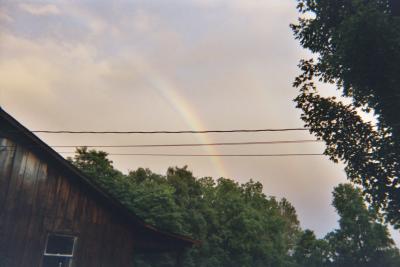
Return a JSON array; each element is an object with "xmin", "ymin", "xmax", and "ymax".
[
  {"xmin": 42, "ymin": 256, "xmax": 71, "ymax": 267},
  {"xmin": 45, "ymin": 235, "xmax": 75, "ymax": 255}
]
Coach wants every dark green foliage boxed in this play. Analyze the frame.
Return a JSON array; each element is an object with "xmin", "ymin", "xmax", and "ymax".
[
  {"xmin": 69, "ymin": 149, "xmax": 184, "ymax": 232},
  {"xmin": 292, "ymin": 0, "xmax": 400, "ymax": 133},
  {"xmin": 70, "ymin": 148, "xmax": 301, "ymax": 266},
  {"xmin": 293, "ymin": 184, "xmax": 400, "ymax": 267},
  {"xmin": 292, "ymin": 0, "xmax": 400, "ymax": 227},
  {"xmin": 293, "ymin": 230, "xmax": 329, "ymax": 267},
  {"xmin": 70, "ymin": 149, "xmax": 400, "ymax": 266},
  {"xmin": 325, "ymin": 184, "xmax": 400, "ymax": 267},
  {"xmin": 294, "ymin": 87, "xmax": 400, "ymax": 227}
]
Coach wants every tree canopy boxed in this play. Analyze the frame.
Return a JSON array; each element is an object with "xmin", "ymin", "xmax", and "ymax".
[
  {"xmin": 69, "ymin": 148, "xmax": 400, "ymax": 266},
  {"xmin": 294, "ymin": 184, "xmax": 400, "ymax": 267},
  {"xmin": 69, "ymin": 148, "xmax": 301, "ymax": 266},
  {"xmin": 325, "ymin": 184, "xmax": 400, "ymax": 267},
  {"xmin": 292, "ymin": 0, "xmax": 400, "ymax": 227}
]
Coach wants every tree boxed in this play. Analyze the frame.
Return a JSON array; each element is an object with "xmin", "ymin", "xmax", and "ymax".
[
  {"xmin": 325, "ymin": 184, "xmax": 400, "ymax": 267},
  {"xmin": 69, "ymin": 148, "xmax": 184, "ymax": 232},
  {"xmin": 292, "ymin": 184, "xmax": 400, "ymax": 267},
  {"xmin": 69, "ymin": 147, "xmax": 124, "ymax": 189},
  {"xmin": 70, "ymin": 148, "xmax": 302, "ymax": 266},
  {"xmin": 293, "ymin": 230, "xmax": 329, "ymax": 267},
  {"xmin": 292, "ymin": 0, "xmax": 400, "ymax": 227},
  {"xmin": 197, "ymin": 178, "xmax": 301, "ymax": 267},
  {"xmin": 70, "ymin": 149, "xmax": 400, "ymax": 266}
]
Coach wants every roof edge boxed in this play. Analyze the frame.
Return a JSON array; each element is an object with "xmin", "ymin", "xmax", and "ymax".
[{"xmin": 0, "ymin": 107, "xmax": 200, "ymax": 247}]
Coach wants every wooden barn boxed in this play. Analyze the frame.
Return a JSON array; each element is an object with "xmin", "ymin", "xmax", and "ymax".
[{"xmin": 0, "ymin": 108, "xmax": 198, "ymax": 267}]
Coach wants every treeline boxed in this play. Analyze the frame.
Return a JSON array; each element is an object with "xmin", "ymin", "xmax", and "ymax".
[{"xmin": 70, "ymin": 148, "xmax": 400, "ymax": 267}]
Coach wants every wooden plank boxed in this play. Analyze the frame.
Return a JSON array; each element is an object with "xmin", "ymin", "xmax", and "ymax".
[
  {"xmin": 98, "ymin": 216, "xmax": 121, "ymax": 267},
  {"xmin": 32, "ymin": 162, "xmax": 48, "ymax": 217},
  {"xmin": 92, "ymin": 223, "xmax": 104, "ymax": 266},
  {"xmin": 20, "ymin": 214, "xmax": 44, "ymax": 267},
  {"xmin": 54, "ymin": 175, "xmax": 72, "ymax": 231},
  {"xmin": 0, "ymin": 138, "xmax": 14, "ymax": 169},
  {"xmin": 0, "ymin": 138, "xmax": 9, "ymax": 171},
  {"xmin": 7, "ymin": 212, "xmax": 32, "ymax": 266},
  {"xmin": 2, "ymin": 146, "xmax": 31, "ymax": 266},
  {"xmin": 35, "ymin": 215, "xmax": 49, "ymax": 267},
  {"xmin": 0, "ymin": 139, "xmax": 16, "ymax": 213},
  {"xmin": 111, "ymin": 222, "xmax": 132, "ymax": 266},
  {"xmin": 16, "ymin": 155, "xmax": 42, "ymax": 267},
  {"xmin": 41, "ymin": 166, "xmax": 59, "ymax": 215},
  {"xmin": 0, "ymin": 139, "xmax": 17, "ymax": 258},
  {"xmin": 65, "ymin": 179, "xmax": 79, "ymax": 223},
  {"xmin": 9, "ymin": 151, "xmax": 42, "ymax": 267},
  {"xmin": 9, "ymin": 153, "xmax": 40, "ymax": 265},
  {"xmin": 73, "ymin": 190, "xmax": 88, "ymax": 229},
  {"xmin": 1, "ymin": 212, "xmax": 19, "ymax": 265},
  {"xmin": 79, "ymin": 222, "xmax": 96, "ymax": 266},
  {"xmin": 2, "ymin": 145, "xmax": 27, "ymax": 214},
  {"xmin": 46, "ymin": 172, "xmax": 63, "ymax": 229},
  {"xmin": 91, "ymin": 198, "xmax": 99, "ymax": 224},
  {"xmin": 16, "ymin": 156, "xmax": 48, "ymax": 267},
  {"xmin": 2, "ymin": 150, "xmax": 41, "ymax": 267},
  {"xmin": 73, "ymin": 223, "xmax": 86, "ymax": 266},
  {"xmin": 85, "ymin": 197, "xmax": 96, "ymax": 224},
  {"xmin": 16, "ymin": 152, "xmax": 41, "ymax": 214},
  {"xmin": 120, "ymin": 224, "xmax": 135, "ymax": 266}
]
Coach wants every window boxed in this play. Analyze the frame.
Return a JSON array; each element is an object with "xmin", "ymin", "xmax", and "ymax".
[{"xmin": 42, "ymin": 234, "xmax": 77, "ymax": 267}]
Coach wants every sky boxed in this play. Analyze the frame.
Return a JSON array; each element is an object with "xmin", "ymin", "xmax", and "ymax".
[{"xmin": 1, "ymin": 0, "xmax": 398, "ymax": 244}]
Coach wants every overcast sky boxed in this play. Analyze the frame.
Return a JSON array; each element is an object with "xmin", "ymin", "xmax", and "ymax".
[{"xmin": 1, "ymin": 0, "xmax": 398, "ymax": 244}]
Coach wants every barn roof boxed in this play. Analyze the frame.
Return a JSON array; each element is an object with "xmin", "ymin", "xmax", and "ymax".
[{"xmin": 0, "ymin": 107, "xmax": 199, "ymax": 251}]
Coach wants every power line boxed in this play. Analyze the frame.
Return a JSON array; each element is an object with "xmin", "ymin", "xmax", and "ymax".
[
  {"xmin": 64, "ymin": 152, "xmax": 324, "ymax": 157},
  {"xmin": 58, "ymin": 139, "xmax": 320, "ymax": 147},
  {"xmin": 0, "ymin": 148, "xmax": 324, "ymax": 158},
  {"xmin": 0, "ymin": 139, "xmax": 321, "ymax": 148},
  {"xmin": 0, "ymin": 147, "xmax": 323, "ymax": 157},
  {"xmin": 30, "ymin": 128, "xmax": 309, "ymax": 134},
  {"xmin": 56, "ymin": 152, "xmax": 324, "ymax": 157}
]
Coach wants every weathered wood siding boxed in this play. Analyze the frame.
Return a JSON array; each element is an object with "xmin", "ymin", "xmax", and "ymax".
[{"xmin": 0, "ymin": 138, "xmax": 135, "ymax": 267}]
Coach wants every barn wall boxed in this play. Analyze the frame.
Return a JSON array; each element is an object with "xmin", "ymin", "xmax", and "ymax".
[{"xmin": 0, "ymin": 138, "xmax": 135, "ymax": 267}]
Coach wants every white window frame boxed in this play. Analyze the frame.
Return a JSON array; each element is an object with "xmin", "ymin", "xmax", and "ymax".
[{"xmin": 43, "ymin": 233, "xmax": 77, "ymax": 262}]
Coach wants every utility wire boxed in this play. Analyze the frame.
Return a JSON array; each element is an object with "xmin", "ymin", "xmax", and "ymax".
[
  {"xmin": 30, "ymin": 128, "xmax": 309, "ymax": 134},
  {"xmin": 0, "ymin": 148, "xmax": 323, "ymax": 157},
  {"xmin": 55, "ymin": 152, "xmax": 324, "ymax": 157},
  {"xmin": 0, "ymin": 139, "xmax": 321, "ymax": 149}
]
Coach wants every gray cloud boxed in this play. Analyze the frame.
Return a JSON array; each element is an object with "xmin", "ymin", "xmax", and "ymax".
[{"xmin": 19, "ymin": 3, "xmax": 61, "ymax": 16}]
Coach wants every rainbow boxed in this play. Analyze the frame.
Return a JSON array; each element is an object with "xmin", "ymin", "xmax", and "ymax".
[{"xmin": 143, "ymin": 69, "xmax": 229, "ymax": 178}]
